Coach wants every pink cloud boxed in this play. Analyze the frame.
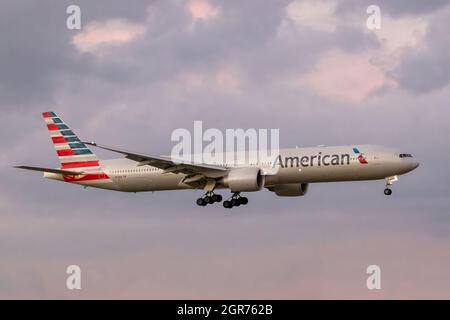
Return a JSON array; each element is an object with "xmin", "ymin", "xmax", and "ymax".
[
  {"xmin": 286, "ymin": 0, "xmax": 338, "ymax": 33},
  {"xmin": 297, "ymin": 50, "xmax": 395, "ymax": 104},
  {"xmin": 215, "ymin": 65, "xmax": 242, "ymax": 92},
  {"xmin": 186, "ymin": 0, "xmax": 219, "ymax": 21},
  {"xmin": 72, "ymin": 19, "xmax": 145, "ymax": 53},
  {"xmin": 176, "ymin": 65, "xmax": 243, "ymax": 93}
]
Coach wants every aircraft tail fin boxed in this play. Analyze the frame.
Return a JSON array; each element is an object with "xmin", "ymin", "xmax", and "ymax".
[{"xmin": 42, "ymin": 112, "xmax": 101, "ymax": 171}]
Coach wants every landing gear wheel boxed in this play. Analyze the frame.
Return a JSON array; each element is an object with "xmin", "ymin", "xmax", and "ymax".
[
  {"xmin": 239, "ymin": 197, "xmax": 248, "ymax": 205},
  {"xmin": 196, "ymin": 198, "xmax": 206, "ymax": 206},
  {"xmin": 230, "ymin": 199, "xmax": 239, "ymax": 207},
  {"xmin": 211, "ymin": 194, "xmax": 222, "ymax": 203},
  {"xmin": 204, "ymin": 196, "xmax": 212, "ymax": 204},
  {"xmin": 223, "ymin": 201, "xmax": 232, "ymax": 208},
  {"xmin": 384, "ymin": 188, "xmax": 392, "ymax": 196}
]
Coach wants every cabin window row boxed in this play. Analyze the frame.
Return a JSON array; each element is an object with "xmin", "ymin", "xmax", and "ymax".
[{"xmin": 111, "ymin": 168, "xmax": 160, "ymax": 174}]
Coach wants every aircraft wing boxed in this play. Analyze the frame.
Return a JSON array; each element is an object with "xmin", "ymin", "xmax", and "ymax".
[
  {"xmin": 83, "ymin": 142, "xmax": 228, "ymax": 177},
  {"xmin": 14, "ymin": 165, "xmax": 83, "ymax": 176}
]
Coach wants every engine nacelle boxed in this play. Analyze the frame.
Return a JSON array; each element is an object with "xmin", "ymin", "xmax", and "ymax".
[
  {"xmin": 223, "ymin": 167, "xmax": 265, "ymax": 192},
  {"xmin": 268, "ymin": 183, "xmax": 309, "ymax": 197}
]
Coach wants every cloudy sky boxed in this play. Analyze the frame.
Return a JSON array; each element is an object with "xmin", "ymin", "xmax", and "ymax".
[{"xmin": 1, "ymin": 0, "xmax": 450, "ymax": 299}]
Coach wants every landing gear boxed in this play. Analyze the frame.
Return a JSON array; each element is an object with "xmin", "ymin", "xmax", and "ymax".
[
  {"xmin": 196, "ymin": 198, "xmax": 207, "ymax": 206},
  {"xmin": 239, "ymin": 197, "xmax": 249, "ymax": 205},
  {"xmin": 223, "ymin": 192, "xmax": 249, "ymax": 209},
  {"xmin": 223, "ymin": 200, "xmax": 232, "ymax": 208},
  {"xmin": 211, "ymin": 194, "xmax": 222, "ymax": 203},
  {"xmin": 384, "ymin": 175, "xmax": 398, "ymax": 196},
  {"xmin": 196, "ymin": 192, "xmax": 222, "ymax": 206}
]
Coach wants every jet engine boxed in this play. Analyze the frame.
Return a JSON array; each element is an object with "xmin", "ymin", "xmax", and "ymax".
[
  {"xmin": 268, "ymin": 183, "xmax": 309, "ymax": 197},
  {"xmin": 222, "ymin": 167, "xmax": 265, "ymax": 192}
]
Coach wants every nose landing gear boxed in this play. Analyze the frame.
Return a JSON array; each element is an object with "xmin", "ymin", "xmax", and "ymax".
[
  {"xmin": 384, "ymin": 175, "xmax": 398, "ymax": 196},
  {"xmin": 223, "ymin": 192, "xmax": 249, "ymax": 209}
]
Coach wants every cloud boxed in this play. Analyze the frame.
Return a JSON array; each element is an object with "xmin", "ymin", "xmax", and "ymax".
[
  {"xmin": 286, "ymin": 0, "xmax": 338, "ymax": 32},
  {"xmin": 286, "ymin": 9, "xmax": 430, "ymax": 103},
  {"xmin": 296, "ymin": 49, "xmax": 392, "ymax": 103},
  {"xmin": 337, "ymin": 0, "xmax": 450, "ymax": 17},
  {"xmin": 215, "ymin": 65, "xmax": 242, "ymax": 92},
  {"xmin": 368, "ymin": 14, "xmax": 428, "ymax": 71},
  {"xmin": 186, "ymin": 0, "xmax": 219, "ymax": 21},
  {"xmin": 374, "ymin": 15, "xmax": 428, "ymax": 55},
  {"xmin": 177, "ymin": 64, "xmax": 243, "ymax": 93},
  {"xmin": 391, "ymin": 5, "xmax": 450, "ymax": 92},
  {"xmin": 72, "ymin": 19, "xmax": 146, "ymax": 54}
]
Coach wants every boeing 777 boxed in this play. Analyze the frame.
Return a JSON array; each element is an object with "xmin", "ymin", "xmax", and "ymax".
[{"xmin": 15, "ymin": 112, "xmax": 419, "ymax": 209}]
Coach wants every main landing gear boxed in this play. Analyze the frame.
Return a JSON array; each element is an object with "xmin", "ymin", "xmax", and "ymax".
[
  {"xmin": 384, "ymin": 175, "xmax": 398, "ymax": 196},
  {"xmin": 196, "ymin": 192, "xmax": 223, "ymax": 206},
  {"xmin": 223, "ymin": 192, "xmax": 248, "ymax": 209}
]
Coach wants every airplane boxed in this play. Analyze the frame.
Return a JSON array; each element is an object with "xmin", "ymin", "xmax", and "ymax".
[{"xmin": 15, "ymin": 112, "xmax": 419, "ymax": 209}]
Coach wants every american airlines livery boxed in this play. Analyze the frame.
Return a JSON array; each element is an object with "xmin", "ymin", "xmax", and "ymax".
[{"xmin": 16, "ymin": 112, "xmax": 419, "ymax": 209}]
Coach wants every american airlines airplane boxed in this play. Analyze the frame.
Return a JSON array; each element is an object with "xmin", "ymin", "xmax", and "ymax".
[{"xmin": 16, "ymin": 112, "xmax": 419, "ymax": 209}]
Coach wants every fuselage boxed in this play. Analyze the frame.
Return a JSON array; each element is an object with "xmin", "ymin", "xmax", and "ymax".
[{"xmin": 44, "ymin": 144, "xmax": 419, "ymax": 192}]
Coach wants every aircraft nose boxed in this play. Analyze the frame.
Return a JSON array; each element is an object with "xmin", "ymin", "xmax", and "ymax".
[
  {"xmin": 407, "ymin": 160, "xmax": 419, "ymax": 172},
  {"xmin": 399, "ymin": 157, "xmax": 419, "ymax": 173}
]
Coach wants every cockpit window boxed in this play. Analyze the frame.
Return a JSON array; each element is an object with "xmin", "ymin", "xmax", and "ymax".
[{"xmin": 399, "ymin": 153, "xmax": 413, "ymax": 158}]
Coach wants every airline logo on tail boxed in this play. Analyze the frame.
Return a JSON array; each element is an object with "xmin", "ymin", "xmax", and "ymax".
[
  {"xmin": 42, "ymin": 111, "xmax": 110, "ymax": 181},
  {"xmin": 353, "ymin": 147, "xmax": 368, "ymax": 164}
]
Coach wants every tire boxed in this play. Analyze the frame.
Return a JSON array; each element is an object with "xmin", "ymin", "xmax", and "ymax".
[
  {"xmin": 196, "ymin": 198, "xmax": 206, "ymax": 206},
  {"xmin": 223, "ymin": 201, "xmax": 232, "ymax": 208},
  {"xmin": 211, "ymin": 194, "xmax": 219, "ymax": 203},
  {"xmin": 384, "ymin": 188, "xmax": 392, "ymax": 196},
  {"xmin": 231, "ymin": 199, "xmax": 239, "ymax": 207},
  {"xmin": 239, "ymin": 197, "xmax": 248, "ymax": 205},
  {"xmin": 214, "ymin": 194, "xmax": 223, "ymax": 203},
  {"xmin": 204, "ymin": 196, "xmax": 211, "ymax": 204}
]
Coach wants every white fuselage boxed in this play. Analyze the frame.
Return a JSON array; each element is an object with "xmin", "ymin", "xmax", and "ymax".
[{"xmin": 44, "ymin": 144, "xmax": 419, "ymax": 192}]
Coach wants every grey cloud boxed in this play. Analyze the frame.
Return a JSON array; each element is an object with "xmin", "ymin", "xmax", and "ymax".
[
  {"xmin": 380, "ymin": 0, "xmax": 450, "ymax": 15},
  {"xmin": 0, "ymin": 0, "xmax": 380, "ymax": 110},
  {"xmin": 392, "ymin": 6, "xmax": 450, "ymax": 93},
  {"xmin": 0, "ymin": 1, "xmax": 72, "ymax": 108},
  {"xmin": 75, "ymin": 0, "xmax": 150, "ymax": 23},
  {"xmin": 0, "ymin": 0, "xmax": 150, "ymax": 109},
  {"xmin": 337, "ymin": 0, "xmax": 450, "ymax": 16}
]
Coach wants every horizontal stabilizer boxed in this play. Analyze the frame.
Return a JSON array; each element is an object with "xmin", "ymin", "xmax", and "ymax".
[{"xmin": 14, "ymin": 165, "xmax": 83, "ymax": 176}]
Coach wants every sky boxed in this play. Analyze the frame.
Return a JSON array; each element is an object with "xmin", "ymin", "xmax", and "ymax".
[{"xmin": 1, "ymin": 0, "xmax": 450, "ymax": 299}]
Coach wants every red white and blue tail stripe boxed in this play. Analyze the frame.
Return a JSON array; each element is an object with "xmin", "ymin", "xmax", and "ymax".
[{"xmin": 42, "ymin": 112, "xmax": 110, "ymax": 182}]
